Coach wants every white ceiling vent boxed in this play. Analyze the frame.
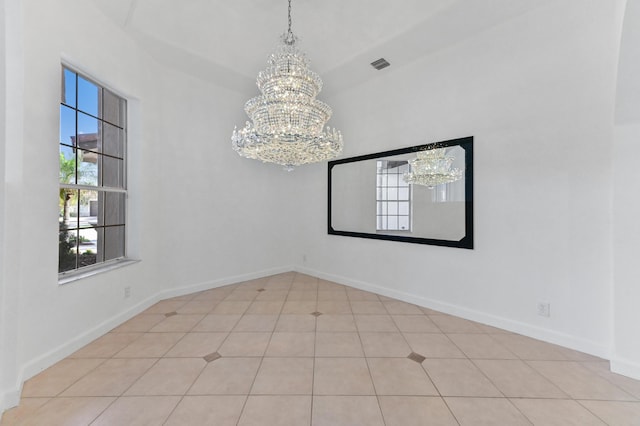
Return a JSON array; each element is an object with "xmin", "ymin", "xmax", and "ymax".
[{"xmin": 371, "ymin": 58, "xmax": 391, "ymax": 70}]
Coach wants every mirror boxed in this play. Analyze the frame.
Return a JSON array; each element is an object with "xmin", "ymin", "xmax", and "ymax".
[{"xmin": 328, "ymin": 136, "xmax": 473, "ymax": 248}]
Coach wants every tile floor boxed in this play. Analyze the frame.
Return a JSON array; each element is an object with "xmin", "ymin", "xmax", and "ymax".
[{"xmin": 3, "ymin": 272, "xmax": 640, "ymax": 425}]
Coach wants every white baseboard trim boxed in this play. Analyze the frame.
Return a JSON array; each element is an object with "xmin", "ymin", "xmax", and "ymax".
[
  {"xmin": 158, "ymin": 265, "xmax": 294, "ymax": 300},
  {"xmin": 611, "ymin": 357, "xmax": 640, "ymax": 380},
  {"xmin": 296, "ymin": 266, "xmax": 610, "ymax": 359},
  {"xmin": 0, "ymin": 265, "xmax": 294, "ymax": 415}
]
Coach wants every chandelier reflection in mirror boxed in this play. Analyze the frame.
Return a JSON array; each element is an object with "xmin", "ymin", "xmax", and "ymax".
[
  {"xmin": 403, "ymin": 148, "xmax": 463, "ymax": 188},
  {"xmin": 231, "ymin": 0, "xmax": 343, "ymax": 172}
]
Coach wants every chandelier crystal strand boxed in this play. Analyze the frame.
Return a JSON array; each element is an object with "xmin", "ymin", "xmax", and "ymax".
[
  {"xmin": 403, "ymin": 148, "xmax": 463, "ymax": 188},
  {"xmin": 231, "ymin": 0, "xmax": 343, "ymax": 171}
]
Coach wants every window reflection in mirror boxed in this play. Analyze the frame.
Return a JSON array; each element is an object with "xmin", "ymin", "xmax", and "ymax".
[{"xmin": 328, "ymin": 137, "xmax": 473, "ymax": 249}]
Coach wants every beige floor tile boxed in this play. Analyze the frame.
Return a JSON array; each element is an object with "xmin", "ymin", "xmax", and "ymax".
[
  {"xmin": 236, "ymin": 279, "xmax": 268, "ymax": 291},
  {"xmin": 275, "ymin": 314, "xmax": 317, "ymax": 332},
  {"xmin": 368, "ymin": 358, "xmax": 438, "ymax": 396},
  {"xmin": 124, "ymin": 358, "xmax": 206, "ymax": 395},
  {"xmin": 60, "ymin": 358, "xmax": 156, "ymax": 396},
  {"xmin": 557, "ymin": 346, "xmax": 605, "ymax": 362},
  {"xmin": 286, "ymin": 290, "xmax": 318, "ymax": 301},
  {"xmin": 317, "ymin": 280, "xmax": 345, "ymax": 291},
  {"xmin": 255, "ymin": 290, "xmax": 289, "ymax": 301},
  {"xmin": 176, "ymin": 300, "xmax": 218, "ymax": 314},
  {"xmin": 447, "ymin": 333, "xmax": 517, "ymax": 359},
  {"xmin": 445, "ymin": 397, "xmax": 531, "ymax": 426},
  {"xmin": 392, "ymin": 315, "xmax": 440, "ymax": 333},
  {"xmin": 218, "ymin": 332, "xmax": 271, "ymax": 357},
  {"xmin": 315, "ymin": 332, "xmax": 364, "ymax": 357},
  {"xmin": 528, "ymin": 360, "xmax": 636, "ymax": 400},
  {"xmin": 316, "ymin": 314, "xmax": 357, "ymax": 332},
  {"xmin": 582, "ymin": 361, "xmax": 640, "ymax": 399},
  {"xmin": 317, "ymin": 300, "xmax": 352, "ymax": 314},
  {"xmin": 429, "ymin": 314, "xmax": 484, "ymax": 333},
  {"xmin": 281, "ymin": 300, "xmax": 317, "ymax": 314},
  {"xmin": 212, "ymin": 300, "xmax": 252, "ymax": 314},
  {"xmin": 313, "ymin": 358, "xmax": 375, "ymax": 395},
  {"xmin": 149, "ymin": 314, "xmax": 205, "ymax": 332},
  {"xmin": 144, "ymin": 300, "xmax": 187, "ymax": 314},
  {"xmin": 378, "ymin": 396, "xmax": 458, "ymax": 426},
  {"xmin": 251, "ymin": 358, "xmax": 313, "ymax": 394},
  {"xmin": 264, "ymin": 281, "xmax": 293, "ymax": 291},
  {"xmin": 17, "ymin": 273, "xmax": 640, "ymax": 426},
  {"xmin": 579, "ymin": 400, "xmax": 640, "ymax": 426},
  {"xmin": 293, "ymin": 273, "xmax": 318, "ymax": 284},
  {"xmin": 191, "ymin": 314, "xmax": 241, "ymax": 332},
  {"xmin": 238, "ymin": 395, "xmax": 311, "ymax": 426},
  {"xmin": 346, "ymin": 290, "xmax": 381, "ymax": 301},
  {"xmin": 0, "ymin": 397, "xmax": 49, "ymax": 426},
  {"xmin": 351, "ymin": 301, "xmax": 387, "ymax": 314},
  {"xmin": 383, "ymin": 301, "xmax": 424, "ymax": 315},
  {"xmin": 110, "ymin": 314, "xmax": 165, "ymax": 333},
  {"xmin": 403, "ymin": 333, "xmax": 466, "ymax": 359},
  {"xmin": 188, "ymin": 357, "xmax": 260, "ymax": 395},
  {"xmin": 21, "ymin": 358, "xmax": 105, "ymax": 397},
  {"xmin": 70, "ymin": 333, "xmax": 142, "ymax": 358},
  {"xmin": 164, "ymin": 332, "xmax": 227, "ymax": 357},
  {"xmin": 317, "ymin": 290, "xmax": 348, "ymax": 301},
  {"xmin": 474, "ymin": 359, "xmax": 567, "ymax": 398},
  {"xmin": 224, "ymin": 290, "xmax": 260, "ymax": 301},
  {"xmin": 492, "ymin": 333, "xmax": 568, "ymax": 360},
  {"xmin": 91, "ymin": 395, "xmax": 180, "ymax": 426},
  {"xmin": 245, "ymin": 300, "xmax": 284, "ymax": 314},
  {"xmin": 164, "ymin": 395, "xmax": 246, "ymax": 426},
  {"xmin": 232, "ymin": 314, "xmax": 278, "ymax": 332},
  {"xmin": 19, "ymin": 397, "xmax": 114, "ymax": 426},
  {"xmin": 312, "ymin": 395, "xmax": 384, "ymax": 426},
  {"xmin": 290, "ymin": 282, "xmax": 318, "ymax": 291},
  {"xmin": 512, "ymin": 398, "xmax": 606, "ymax": 425},
  {"xmin": 421, "ymin": 306, "xmax": 444, "ymax": 315},
  {"xmin": 165, "ymin": 294, "xmax": 196, "ymax": 302},
  {"xmin": 265, "ymin": 332, "xmax": 315, "ymax": 357},
  {"xmin": 360, "ymin": 332, "xmax": 412, "ymax": 357},
  {"xmin": 354, "ymin": 314, "xmax": 398, "ymax": 332},
  {"xmin": 192, "ymin": 288, "xmax": 233, "ymax": 301},
  {"xmin": 114, "ymin": 332, "xmax": 184, "ymax": 358},
  {"xmin": 423, "ymin": 359, "xmax": 502, "ymax": 397}
]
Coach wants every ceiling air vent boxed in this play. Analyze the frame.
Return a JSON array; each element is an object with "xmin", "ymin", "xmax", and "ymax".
[{"xmin": 370, "ymin": 58, "xmax": 391, "ymax": 70}]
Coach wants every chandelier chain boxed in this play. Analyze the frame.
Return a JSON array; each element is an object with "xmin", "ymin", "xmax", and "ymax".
[{"xmin": 286, "ymin": 0, "xmax": 294, "ymax": 44}]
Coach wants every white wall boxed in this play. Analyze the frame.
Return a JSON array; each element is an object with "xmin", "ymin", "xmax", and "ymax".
[
  {"xmin": 297, "ymin": 0, "xmax": 625, "ymax": 359},
  {"xmin": 612, "ymin": 0, "xmax": 640, "ymax": 379},
  {"xmin": 0, "ymin": 0, "xmax": 297, "ymax": 413}
]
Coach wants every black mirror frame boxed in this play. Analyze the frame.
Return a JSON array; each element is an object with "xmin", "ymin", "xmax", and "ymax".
[{"xmin": 328, "ymin": 136, "xmax": 474, "ymax": 249}]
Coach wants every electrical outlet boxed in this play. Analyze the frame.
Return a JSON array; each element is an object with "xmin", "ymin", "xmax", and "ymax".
[
  {"xmin": 537, "ymin": 301, "xmax": 550, "ymax": 317},
  {"xmin": 124, "ymin": 287, "xmax": 131, "ymax": 299},
  {"xmin": 302, "ymin": 254, "xmax": 307, "ymax": 263}
]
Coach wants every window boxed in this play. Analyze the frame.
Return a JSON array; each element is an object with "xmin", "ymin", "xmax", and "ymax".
[
  {"xmin": 59, "ymin": 66, "xmax": 127, "ymax": 275},
  {"xmin": 376, "ymin": 160, "xmax": 411, "ymax": 231}
]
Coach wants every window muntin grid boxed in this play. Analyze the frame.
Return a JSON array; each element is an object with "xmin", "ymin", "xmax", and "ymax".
[{"xmin": 59, "ymin": 66, "xmax": 127, "ymax": 275}]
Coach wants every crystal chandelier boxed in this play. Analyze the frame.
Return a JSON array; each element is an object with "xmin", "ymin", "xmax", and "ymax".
[
  {"xmin": 403, "ymin": 148, "xmax": 463, "ymax": 188},
  {"xmin": 231, "ymin": 0, "xmax": 343, "ymax": 171}
]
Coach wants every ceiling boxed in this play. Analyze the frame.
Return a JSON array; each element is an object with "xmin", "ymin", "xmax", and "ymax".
[{"xmin": 90, "ymin": 0, "xmax": 551, "ymax": 96}]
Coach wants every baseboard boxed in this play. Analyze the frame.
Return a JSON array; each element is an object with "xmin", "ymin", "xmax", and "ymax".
[
  {"xmin": 611, "ymin": 357, "xmax": 640, "ymax": 380},
  {"xmin": 0, "ymin": 265, "xmax": 294, "ymax": 415},
  {"xmin": 296, "ymin": 266, "xmax": 610, "ymax": 359},
  {"xmin": 158, "ymin": 265, "xmax": 294, "ymax": 300}
]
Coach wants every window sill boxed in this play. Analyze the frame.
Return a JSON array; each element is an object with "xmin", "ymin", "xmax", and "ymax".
[{"xmin": 58, "ymin": 258, "xmax": 140, "ymax": 285}]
